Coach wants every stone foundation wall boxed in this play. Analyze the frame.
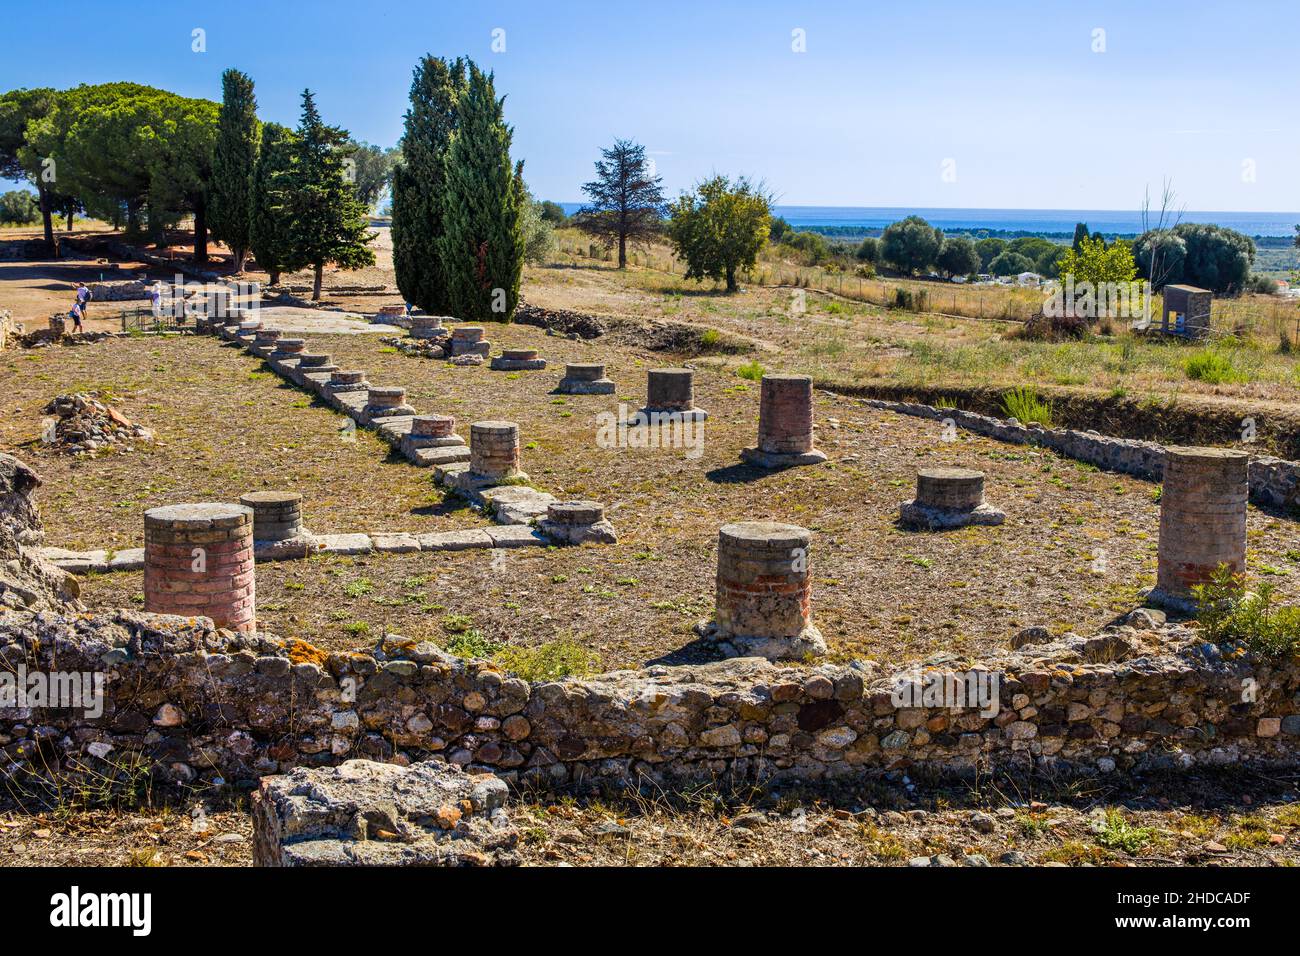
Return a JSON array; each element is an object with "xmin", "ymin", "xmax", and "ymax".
[
  {"xmin": 862, "ymin": 398, "xmax": 1300, "ymax": 512},
  {"xmin": 1, "ymin": 607, "xmax": 1297, "ymax": 793}
]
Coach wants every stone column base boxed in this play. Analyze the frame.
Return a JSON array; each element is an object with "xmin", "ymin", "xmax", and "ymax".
[
  {"xmin": 695, "ymin": 620, "xmax": 827, "ymax": 662},
  {"xmin": 555, "ymin": 377, "xmax": 616, "ymax": 395},
  {"xmin": 898, "ymin": 500, "xmax": 1006, "ymax": 531},
  {"xmin": 627, "ymin": 406, "xmax": 709, "ymax": 424},
  {"xmin": 490, "ymin": 358, "xmax": 547, "ymax": 371},
  {"xmin": 537, "ymin": 518, "xmax": 618, "ymax": 545},
  {"xmin": 1142, "ymin": 586, "xmax": 1200, "ymax": 616},
  {"xmin": 254, "ymin": 532, "xmax": 316, "ymax": 562},
  {"xmin": 741, "ymin": 446, "xmax": 828, "ymax": 469}
]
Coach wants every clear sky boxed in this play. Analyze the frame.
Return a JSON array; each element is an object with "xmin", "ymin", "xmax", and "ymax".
[{"xmin": 2, "ymin": 0, "xmax": 1296, "ymax": 212}]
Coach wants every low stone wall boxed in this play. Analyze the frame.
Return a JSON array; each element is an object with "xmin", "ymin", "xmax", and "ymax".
[
  {"xmin": 862, "ymin": 398, "xmax": 1300, "ymax": 512},
  {"xmin": 1, "ymin": 605, "xmax": 1295, "ymax": 794}
]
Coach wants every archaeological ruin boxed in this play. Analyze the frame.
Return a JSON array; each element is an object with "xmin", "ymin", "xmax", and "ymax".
[{"xmin": 6, "ymin": 281, "xmax": 1300, "ymax": 873}]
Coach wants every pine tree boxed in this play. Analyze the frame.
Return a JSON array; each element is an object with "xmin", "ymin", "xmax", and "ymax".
[
  {"xmin": 209, "ymin": 69, "xmax": 260, "ymax": 272},
  {"xmin": 578, "ymin": 139, "xmax": 666, "ymax": 268},
  {"xmin": 392, "ymin": 56, "xmax": 465, "ymax": 312},
  {"xmin": 284, "ymin": 90, "xmax": 375, "ymax": 300},
  {"xmin": 436, "ymin": 63, "xmax": 524, "ymax": 321},
  {"xmin": 248, "ymin": 122, "xmax": 300, "ymax": 285}
]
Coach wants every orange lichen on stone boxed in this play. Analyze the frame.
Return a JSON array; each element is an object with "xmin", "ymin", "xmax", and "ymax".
[
  {"xmin": 287, "ymin": 639, "xmax": 329, "ymax": 668},
  {"xmin": 434, "ymin": 805, "xmax": 463, "ymax": 830}
]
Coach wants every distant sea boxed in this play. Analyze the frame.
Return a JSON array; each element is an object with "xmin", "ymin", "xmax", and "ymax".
[{"xmin": 557, "ymin": 203, "xmax": 1299, "ymax": 238}]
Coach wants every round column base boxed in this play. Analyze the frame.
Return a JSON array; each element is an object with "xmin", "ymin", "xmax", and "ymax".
[
  {"xmin": 741, "ymin": 446, "xmax": 827, "ymax": 469},
  {"xmin": 898, "ymin": 500, "xmax": 1006, "ymax": 531}
]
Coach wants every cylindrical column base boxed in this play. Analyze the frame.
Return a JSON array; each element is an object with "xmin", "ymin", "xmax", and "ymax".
[
  {"xmin": 470, "ymin": 420, "xmax": 522, "ymax": 481},
  {"xmin": 144, "ymin": 503, "xmax": 255, "ymax": 634},
  {"xmin": 706, "ymin": 521, "xmax": 825, "ymax": 660},
  {"xmin": 1155, "ymin": 447, "xmax": 1248, "ymax": 600},
  {"xmin": 239, "ymin": 491, "xmax": 304, "ymax": 542}
]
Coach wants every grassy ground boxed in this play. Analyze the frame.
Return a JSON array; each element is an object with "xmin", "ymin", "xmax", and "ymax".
[
  {"xmin": 529, "ymin": 251, "xmax": 1300, "ymax": 406},
  {"xmin": 8, "ymin": 327, "xmax": 1300, "ymax": 668}
]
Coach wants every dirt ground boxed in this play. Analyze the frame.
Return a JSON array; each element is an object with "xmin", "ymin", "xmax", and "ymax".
[
  {"xmin": 5, "ymin": 769, "xmax": 1300, "ymax": 867},
  {"xmin": 6, "ymin": 327, "xmax": 1300, "ymax": 668}
]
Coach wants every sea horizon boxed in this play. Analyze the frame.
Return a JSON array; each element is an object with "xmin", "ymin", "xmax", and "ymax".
[{"xmin": 556, "ymin": 203, "xmax": 1300, "ymax": 238}]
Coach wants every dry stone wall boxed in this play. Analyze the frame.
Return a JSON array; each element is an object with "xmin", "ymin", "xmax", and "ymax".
[{"xmin": 1, "ymin": 604, "xmax": 1297, "ymax": 794}]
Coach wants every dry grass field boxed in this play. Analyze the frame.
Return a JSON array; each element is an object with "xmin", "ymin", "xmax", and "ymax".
[{"xmin": 6, "ymin": 325, "xmax": 1300, "ymax": 671}]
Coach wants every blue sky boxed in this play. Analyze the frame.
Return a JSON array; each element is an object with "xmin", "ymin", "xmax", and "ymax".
[{"xmin": 2, "ymin": 0, "xmax": 1296, "ymax": 211}]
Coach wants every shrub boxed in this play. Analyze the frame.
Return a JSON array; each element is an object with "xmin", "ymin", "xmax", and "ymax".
[
  {"xmin": 1183, "ymin": 348, "xmax": 1245, "ymax": 384},
  {"xmin": 441, "ymin": 613, "xmax": 475, "ymax": 634},
  {"xmin": 891, "ymin": 287, "xmax": 929, "ymax": 312},
  {"xmin": 494, "ymin": 637, "xmax": 598, "ymax": 681},
  {"xmin": 1245, "ymin": 273, "xmax": 1279, "ymax": 295},
  {"xmin": 736, "ymin": 359, "xmax": 765, "ymax": 381},
  {"xmin": 444, "ymin": 629, "xmax": 503, "ymax": 658},
  {"xmin": 1095, "ymin": 810, "xmax": 1157, "ymax": 855},
  {"xmin": 1001, "ymin": 387, "xmax": 1054, "ymax": 426},
  {"xmin": 1192, "ymin": 565, "xmax": 1300, "ymax": 659}
]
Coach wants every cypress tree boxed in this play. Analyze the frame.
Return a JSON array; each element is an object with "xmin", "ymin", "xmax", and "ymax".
[
  {"xmin": 1072, "ymin": 222, "xmax": 1091, "ymax": 252},
  {"xmin": 210, "ymin": 69, "xmax": 260, "ymax": 272},
  {"xmin": 248, "ymin": 122, "xmax": 300, "ymax": 285},
  {"xmin": 392, "ymin": 56, "xmax": 465, "ymax": 312},
  {"xmin": 437, "ymin": 62, "xmax": 524, "ymax": 322},
  {"xmin": 284, "ymin": 90, "xmax": 375, "ymax": 300}
]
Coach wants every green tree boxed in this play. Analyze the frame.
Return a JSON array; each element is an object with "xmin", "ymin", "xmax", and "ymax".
[
  {"xmin": 520, "ymin": 188, "xmax": 556, "ymax": 264},
  {"xmin": 24, "ymin": 83, "xmax": 216, "ymax": 253},
  {"xmin": 936, "ymin": 237, "xmax": 979, "ymax": 278},
  {"xmin": 988, "ymin": 251, "xmax": 1034, "ymax": 276},
  {"xmin": 1034, "ymin": 245, "xmax": 1067, "ymax": 278},
  {"xmin": 538, "ymin": 200, "xmax": 567, "ymax": 225},
  {"xmin": 248, "ymin": 122, "xmax": 300, "ymax": 284},
  {"xmin": 347, "ymin": 141, "xmax": 398, "ymax": 209},
  {"xmin": 881, "ymin": 215, "xmax": 943, "ymax": 274},
  {"xmin": 0, "ymin": 190, "xmax": 40, "ymax": 224},
  {"xmin": 143, "ymin": 93, "xmax": 217, "ymax": 259},
  {"xmin": 0, "ymin": 87, "xmax": 65, "ymax": 249},
  {"xmin": 1056, "ymin": 235, "xmax": 1138, "ymax": 285},
  {"xmin": 1071, "ymin": 222, "xmax": 1091, "ymax": 251},
  {"xmin": 975, "ymin": 237, "xmax": 1006, "ymax": 271},
  {"xmin": 855, "ymin": 236, "xmax": 880, "ymax": 263},
  {"xmin": 577, "ymin": 138, "xmax": 666, "ymax": 268},
  {"xmin": 1132, "ymin": 230, "xmax": 1186, "ymax": 290},
  {"xmin": 284, "ymin": 90, "xmax": 375, "ymax": 299},
  {"xmin": 392, "ymin": 56, "xmax": 466, "ymax": 313},
  {"xmin": 437, "ymin": 62, "xmax": 524, "ymax": 321},
  {"xmin": 210, "ymin": 69, "xmax": 260, "ymax": 272},
  {"xmin": 782, "ymin": 229, "xmax": 830, "ymax": 264},
  {"xmin": 1133, "ymin": 224, "xmax": 1253, "ymax": 293},
  {"xmin": 666, "ymin": 174, "xmax": 770, "ymax": 292}
]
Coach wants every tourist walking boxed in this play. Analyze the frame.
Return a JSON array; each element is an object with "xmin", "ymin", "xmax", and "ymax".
[
  {"xmin": 68, "ymin": 301, "xmax": 84, "ymax": 333},
  {"xmin": 74, "ymin": 282, "xmax": 92, "ymax": 317}
]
